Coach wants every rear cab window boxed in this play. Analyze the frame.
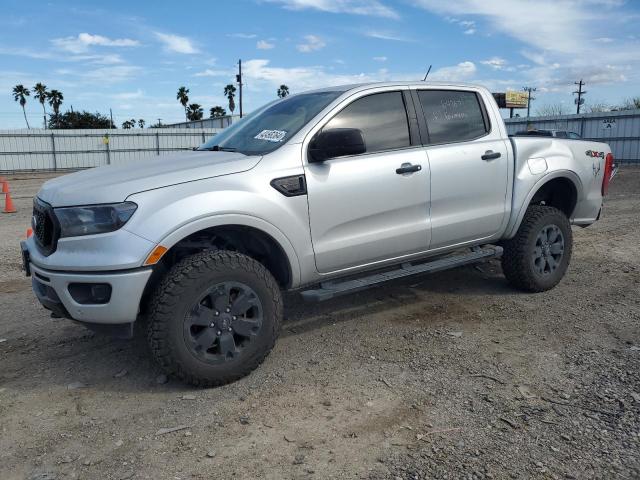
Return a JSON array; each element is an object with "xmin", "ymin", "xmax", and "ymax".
[{"xmin": 416, "ymin": 90, "xmax": 490, "ymax": 145}]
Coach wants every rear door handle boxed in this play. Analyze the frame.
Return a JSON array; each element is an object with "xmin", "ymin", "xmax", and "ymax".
[
  {"xmin": 396, "ymin": 163, "xmax": 422, "ymax": 174},
  {"xmin": 481, "ymin": 150, "xmax": 501, "ymax": 161}
]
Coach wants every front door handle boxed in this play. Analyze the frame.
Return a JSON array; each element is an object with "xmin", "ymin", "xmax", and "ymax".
[
  {"xmin": 481, "ymin": 150, "xmax": 501, "ymax": 161},
  {"xmin": 396, "ymin": 163, "xmax": 422, "ymax": 174}
]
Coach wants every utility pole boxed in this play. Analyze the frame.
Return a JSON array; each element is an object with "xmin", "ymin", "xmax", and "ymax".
[
  {"xmin": 523, "ymin": 86, "xmax": 536, "ymax": 118},
  {"xmin": 110, "ymin": 108, "xmax": 114, "ymax": 129},
  {"xmin": 236, "ymin": 59, "xmax": 243, "ymax": 118},
  {"xmin": 574, "ymin": 80, "xmax": 586, "ymax": 114}
]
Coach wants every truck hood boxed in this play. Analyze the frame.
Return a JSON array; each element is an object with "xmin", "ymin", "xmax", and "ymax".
[{"xmin": 37, "ymin": 151, "xmax": 261, "ymax": 207}]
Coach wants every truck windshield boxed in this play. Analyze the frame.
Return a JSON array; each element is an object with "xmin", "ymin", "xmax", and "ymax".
[{"xmin": 198, "ymin": 90, "xmax": 344, "ymax": 156}]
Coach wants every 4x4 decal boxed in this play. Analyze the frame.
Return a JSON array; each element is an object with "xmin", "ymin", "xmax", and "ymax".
[{"xmin": 586, "ymin": 150, "xmax": 605, "ymax": 159}]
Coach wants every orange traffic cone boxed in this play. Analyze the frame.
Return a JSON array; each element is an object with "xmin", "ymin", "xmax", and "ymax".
[
  {"xmin": 1, "ymin": 180, "xmax": 9, "ymax": 194},
  {"xmin": 3, "ymin": 192, "xmax": 16, "ymax": 213}
]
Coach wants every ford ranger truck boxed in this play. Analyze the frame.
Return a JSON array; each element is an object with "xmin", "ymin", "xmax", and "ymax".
[{"xmin": 21, "ymin": 82, "xmax": 615, "ymax": 386}]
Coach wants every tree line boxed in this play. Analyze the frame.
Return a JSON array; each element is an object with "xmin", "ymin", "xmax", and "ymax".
[
  {"xmin": 10, "ymin": 82, "xmax": 292, "ymax": 129},
  {"xmin": 176, "ymin": 84, "xmax": 290, "ymax": 122}
]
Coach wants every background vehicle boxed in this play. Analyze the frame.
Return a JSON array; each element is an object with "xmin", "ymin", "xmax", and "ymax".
[
  {"xmin": 514, "ymin": 128, "xmax": 581, "ymax": 139},
  {"xmin": 21, "ymin": 82, "xmax": 615, "ymax": 386}
]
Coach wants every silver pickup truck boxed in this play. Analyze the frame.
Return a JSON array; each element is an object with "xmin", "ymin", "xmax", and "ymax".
[{"xmin": 22, "ymin": 82, "xmax": 615, "ymax": 386}]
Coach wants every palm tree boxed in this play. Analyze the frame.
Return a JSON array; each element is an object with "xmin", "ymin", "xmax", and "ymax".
[
  {"xmin": 12, "ymin": 84, "xmax": 31, "ymax": 129},
  {"xmin": 33, "ymin": 83, "xmax": 48, "ymax": 128},
  {"xmin": 176, "ymin": 86, "xmax": 190, "ymax": 121},
  {"xmin": 209, "ymin": 106, "xmax": 226, "ymax": 118},
  {"xmin": 277, "ymin": 85, "xmax": 290, "ymax": 98},
  {"xmin": 138, "ymin": 119, "xmax": 145, "ymax": 129},
  {"xmin": 224, "ymin": 84, "xmax": 236, "ymax": 114},
  {"xmin": 47, "ymin": 90, "xmax": 64, "ymax": 129},
  {"xmin": 187, "ymin": 103, "xmax": 204, "ymax": 121},
  {"xmin": 122, "ymin": 120, "xmax": 134, "ymax": 129}
]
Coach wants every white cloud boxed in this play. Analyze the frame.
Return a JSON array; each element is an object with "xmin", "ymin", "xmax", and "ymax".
[
  {"xmin": 297, "ymin": 35, "xmax": 326, "ymax": 52},
  {"xmin": 240, "ymin": 58, "xmax": 472, "ymax": 91},
  {"xmin": 373, "ymin": 56, "xmax": 387, "ymax": 62},
  {"xmin": 257, "ymin": 39, "xmax": 275, "ymax": 50},
  {"xmin": 154, "ymin": 32, "xmax": 198, "ymax": 54},
  {"xmin": 429, "ymin": 61, "xmax": 477, "ymax": 81},
  {"xmin": 227, "ymin": 33, "xmax": 257, "ymax": 39},
  {"xmin": 464, "ymin": 28, "xmax": 475, "ymax": 35},
  {"xmin": 413, "ymin": 0, "xmax": 640, "ymax": 88},
  {"xmin": 265, "ymin": 0, "xmax": 399, "ymax": 19},
  {"xmin": 51, "ymin": 33, "xmax": 139, "ymax": 53},
  {"xmin": 481, "ymin": 57, "xmax": 508, "ymax": 70},
  {"xmin": 111, "ymin": 89, "xmax": 144, "ymax": 100},
  {"xmin": 364, "ymin": 30, "xmax": 410, "ymax": 42},
  {"xmin": 194, "ymin": 68, "xmax": 233, "ymax": 77}
]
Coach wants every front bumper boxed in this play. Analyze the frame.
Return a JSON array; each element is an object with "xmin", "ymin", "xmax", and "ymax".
[{"xmin": 29, "ymin": 262, "xmax": 153, "ymax": 325}]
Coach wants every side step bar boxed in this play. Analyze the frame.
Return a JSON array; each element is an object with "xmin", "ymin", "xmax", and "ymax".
[{"xmin": 300, "ymin": 246, "xmax": 503, "ymax": 302}]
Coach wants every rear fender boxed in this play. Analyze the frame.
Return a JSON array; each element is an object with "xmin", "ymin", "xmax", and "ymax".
[{"xmin": 504, "ymin": 170, "xmax": 583, "ymax": 239}]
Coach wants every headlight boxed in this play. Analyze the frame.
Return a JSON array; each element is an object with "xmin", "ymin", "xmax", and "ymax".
[{"xmin": 54, "ymin": 202, "xmax": 137, "ymax": 238}]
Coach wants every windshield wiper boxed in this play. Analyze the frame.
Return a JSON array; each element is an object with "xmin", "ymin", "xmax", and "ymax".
[{"xmin": 200, "ymin": 145, "xmax": 237, "ymax": 152}]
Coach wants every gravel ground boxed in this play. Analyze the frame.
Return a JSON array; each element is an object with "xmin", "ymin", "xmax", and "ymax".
[{"xmin": 0, "ymin": 169, "xmax": 638, "ymax": 480}]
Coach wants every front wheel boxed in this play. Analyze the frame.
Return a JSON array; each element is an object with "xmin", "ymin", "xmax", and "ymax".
[
  {"xmin": 501, "ymin": 205, "xmax": 572, "ymax": 292},
  {"xmin": 147, "ymin": 250, "xmax": 282, "ymax": 387}
]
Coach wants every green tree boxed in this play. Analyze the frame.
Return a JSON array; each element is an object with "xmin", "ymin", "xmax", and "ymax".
[
  {"xmin": 177, "ymin": 86, "xmax": 190, "ymax": 121},
  {"xmin": 122, "ymin": 119, "xmax": 134, "ymax": 129},
  {"xmin": 12, "ymin": 84, "xmax": 30, "ymax": 129},
  {"xmin": 209, "ymin": 106, "xmax": 226, "ymax": 118},
  {"xmin": 49, "ymin": 110, "xmax": 114, "ymax": 129},
  {"xmin": 33, "ymin": 83, "xmax": 48, "ymax": 129},
  {"xmin": 138, "ymin": 119, "xmax": 145, "ymax": 129},
  {"xmin": 47, "ymin": 90, "xmax": 64, "ymax": 128},
  {"xmin": 277, "ymin": 84, "xmax": 290, "ymax": 98},
  {"xmin": 187, "ymin": 103, "xmax": 204, "ymax": 121},
  {"xmin": 224, "ymin": 84, "xmax": 236, "ymax": 114}
]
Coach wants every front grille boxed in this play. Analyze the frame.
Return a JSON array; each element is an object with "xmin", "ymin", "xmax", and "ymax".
[{"xmin": 32, "ymin": 198, "xmax": 59, "ymax": 256}]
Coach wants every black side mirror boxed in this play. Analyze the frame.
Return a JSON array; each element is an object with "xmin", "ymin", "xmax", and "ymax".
[{"xmin": 309, "ymin": 128, "xmax": 366, "ymax": 162}]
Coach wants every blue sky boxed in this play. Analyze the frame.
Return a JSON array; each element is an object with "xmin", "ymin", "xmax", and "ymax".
[{"xmin": 1, "ymin": 0, "xmax": 639, "ymax": 129}]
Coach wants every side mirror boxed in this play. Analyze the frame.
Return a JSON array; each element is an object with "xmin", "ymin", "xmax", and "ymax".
[{"xmin": 309, "ymin": 128, "xmax": 366, "ymax": 162}]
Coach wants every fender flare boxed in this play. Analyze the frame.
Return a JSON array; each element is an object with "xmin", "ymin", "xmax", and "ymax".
[
  {"xmin": 504, "ymin": 170, "xmax": 583, "ymax": 239},
  {"xmin": 157, "ymin": 213, "xmax": 302, "ymax": 288}
]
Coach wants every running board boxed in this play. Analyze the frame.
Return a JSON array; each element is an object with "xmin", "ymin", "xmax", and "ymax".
[{"xmin": 300, "ymin": 246, "xmax": 503, "ymax": 302}]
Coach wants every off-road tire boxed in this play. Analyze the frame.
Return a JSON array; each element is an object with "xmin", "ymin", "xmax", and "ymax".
[
  {"xmin": 501, "ymin": 205, "xmax": 572, "ymax": 292},
  {"xmin": 147, "ymin": 250, "xmax": 282, "ymax": 387}
]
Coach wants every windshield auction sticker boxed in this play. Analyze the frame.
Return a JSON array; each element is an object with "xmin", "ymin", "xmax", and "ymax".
[{"xmin": 254, "ymin": 129, "xmax": 287, "ymax": 142}]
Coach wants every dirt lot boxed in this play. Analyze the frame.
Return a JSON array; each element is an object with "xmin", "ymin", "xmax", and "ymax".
[{"xmin": 0, "ymin": 169, "xmax": 639, "ymax": 480}]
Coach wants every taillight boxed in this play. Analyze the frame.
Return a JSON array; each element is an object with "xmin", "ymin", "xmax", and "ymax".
[{"xmin": 602, "ymin": 153, "xmax": 614, "ymax": 196}]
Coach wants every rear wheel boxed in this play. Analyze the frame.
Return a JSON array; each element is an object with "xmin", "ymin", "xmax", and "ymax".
[
  {"xmin": 147, "ymin": 250, "xmax": 282, "ymax": 387},
  {"xmin": 501, "ymin": 205, "xmax": 572, "ymax": 292}
]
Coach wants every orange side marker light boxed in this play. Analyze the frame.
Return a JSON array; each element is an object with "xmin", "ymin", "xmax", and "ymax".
[
  {"xmin": 144, "ymin": 245, "xmax": 168, "ymax": 266},
  {"xmin": 26, "ymin": 227, "xmax": 33, "ymax": 238}
]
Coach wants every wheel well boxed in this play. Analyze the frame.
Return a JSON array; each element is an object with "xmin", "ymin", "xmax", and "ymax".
[
  {"xmin": 528, "ymin": 177, "xmax": 577, "ymax": 218},
  {"xmin": 139, "ymin": 225, "xmax": 291, "ymax": 315}
]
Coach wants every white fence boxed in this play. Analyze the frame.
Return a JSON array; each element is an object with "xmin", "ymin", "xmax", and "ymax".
[{"xmin": 0, "ymin": 128, "xmax": 221, "ymax": 172}]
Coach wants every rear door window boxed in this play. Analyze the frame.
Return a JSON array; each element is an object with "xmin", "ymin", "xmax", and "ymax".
[{"xmin": 417, "ymin": 90, "xmax": 489, "ymax": 144}]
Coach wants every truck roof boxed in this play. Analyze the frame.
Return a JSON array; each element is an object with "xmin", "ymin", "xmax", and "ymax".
[{"xmin": 304, "ymin": 81, "xmax": 485, "ymax": 95}]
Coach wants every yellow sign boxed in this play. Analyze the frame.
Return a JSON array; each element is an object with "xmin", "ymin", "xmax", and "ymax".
[{"xmin": 505, "ymin": 90, "xmax": 529, "ymax": 108}]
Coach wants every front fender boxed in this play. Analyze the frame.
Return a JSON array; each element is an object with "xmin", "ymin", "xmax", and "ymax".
[
  {"xmin": 123, "ymin": 176, "xmax": 310, "ymax": 288},
  {"xmin": 155, "ymin": 213, "xmax": 302, "ymax": 287}
]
